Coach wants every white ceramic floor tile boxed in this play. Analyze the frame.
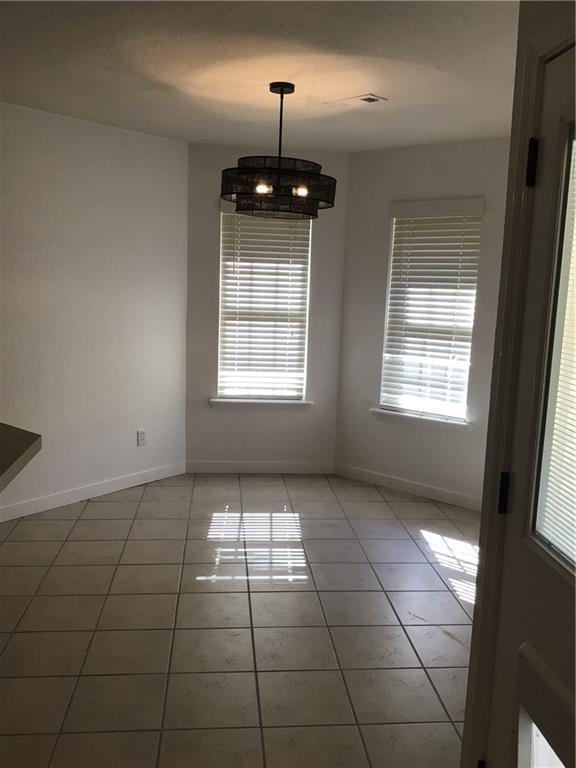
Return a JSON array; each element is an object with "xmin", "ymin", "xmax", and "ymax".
[
  {"xmin": 164, "ymin": 672, "xmax": 259, "ymax": 729},
  {"xmin": 360, "ymin": 540, "xmax": 427, "ymax": 564},
  {"xmin": 184, "ymin": 540, "xmax": 247, "ymax": 565},
  {"xmin": 287, "ymin": 486, "xmax": 337, "ymax": 502},
  {"xmin": 437, "ymin": 503, "xmax": 481, "ymax": 521},
  {"xmin": 250, "ymin": 592, "xmax": 325, "ymax": 627},
  {"xmin": 189, "ymin": 501, "xmax": 242, "ymax": 518},
  {"xmin": 159, "ymin": 728, "xmax": 262, "ymax": 768},
  {"xmin": 362, "ymin": 723, "xmax": 461, "ymax": 767},
  {"xmin": 259, "ymin": 671, "xmax": 355, "ymax": 726},
  {"xmin": 263, "ymin": 726, "xmax": 369, "ymax": 768},
  {"xmin": 247, "ymin": 564, "xmax": 315, "ymax": 591},
  {"xmin": 387, "ymin": 592, "xmax": 472, "ymax": 625},
  {"xmin": 373, "ymin": 563, "xmax": 447, "ymax": 591},
  {"xmin": 377, "ymin": 487, "xmax": 432, "ymax": 503},
  {"xmin": 176, "ymin": 593, "xmax": 250, "ymax": 629},
  {"xmin": 311, "ymin": 563, "xmax": 382, "ymax": 591},
  {"xmin": 304, "ymin": 540, "xmax": 367, "ymax": 563},
  {"xmin": 136, "ymin": 502, "xmax": 190, "ymax": 519},
  {"xmin": 193, "ymin": 487, "xmax": 241, "ymax": 502},
  {"xmin": 350, "ymin": 521, "xmax": 410, "ymax": 540},
  {"xmin": 388, "ymin": 503, "xmax": 446, "ymax": 520},
  {"xmin": 142, "ymin": 486, "xmax": 193, "ymax": 502},
  {"xmin": 300, "ymin": 520, "xmax": 355, "ymax": 540},
  {"xmin": 334, "ymin": 487, "xmax": 383, "ymax": 502},
  {"xmin": 341, "ymin": 502, "xmax": 395, "ymax": 519},
  {"xmin": 291, "ymin": 502, "xmax": 345, "ymax": 518},
  {"xmin": 242, "ymin": 541, "xmax": 305, "ymax": 567},
  {"xmin": 171, "ymin": 628, "xmax": 254, "ymax": 672},
  {"xmin": 254, "ymin": 627, "xmax": 337, "ymax": 670},
  {"xmin": 345, "ymin": 669, "xmax": 448, "ymax": 723},
  {"xmin": 241, "ymin": 488, "xmax": 289, "ymax": 503},
  {"xmin": 181, "ymin": 564, "xmax": 248, "ymax": 592},
  {"xmin": 319, "ymin": 592, "xmax": 399, "ymax": 626},
  {"xmin": 428, "ymin": 668, "xmax": 468, "ymax": 720},
  {"xmin": 403, "ymin": 521, "xmax": 463, "ymax": 541},
  {"xmin": 405, "ymin": 625, "xmax": 472, "ymax": 667},
  {"xmin": 330, "ymin": 626, "xmax": 420, "ymax": 669},
  {"xmin": 241, "ymin": 502, "xmax": 293, "ymax": 515},
  {"xmin": 454, "ymin": 522, "xmax": 480, "ymax": 544}
]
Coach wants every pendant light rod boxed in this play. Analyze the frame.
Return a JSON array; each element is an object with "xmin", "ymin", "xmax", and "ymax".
[
  {"xmin": 270, "ymin": 82, "xmax": 295, "ymax": 169},
  {"xmin": 278, "ymin": 90, "xmax": 284, "ymax": 166}
]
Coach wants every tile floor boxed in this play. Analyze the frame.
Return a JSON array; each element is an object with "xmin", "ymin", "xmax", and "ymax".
[{"xmin": 0, "ymin": 474, "xmax": 480, "ymax": 767}]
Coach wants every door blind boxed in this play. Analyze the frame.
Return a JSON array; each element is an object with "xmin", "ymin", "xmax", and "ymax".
[
  {"xmin": 218, "ymin": 213, "xmax": 311, "ymax": 399},
  {"xmin": 380, "ymin": 211, "xmax": 483, "ymax": 420},
  {"xmin": 535, "ymin": 141, "xmax": 576, "ymax": 565}
]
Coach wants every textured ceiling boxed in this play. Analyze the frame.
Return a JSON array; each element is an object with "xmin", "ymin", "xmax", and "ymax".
[{"xmin": 0, "ymin": 1, "xmax": 519, "ymax": 152}]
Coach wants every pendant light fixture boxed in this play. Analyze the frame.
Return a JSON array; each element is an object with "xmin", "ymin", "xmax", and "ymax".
[{"xmin": 220, "ymin": 82, "xmax": 337, "ymax": 219}]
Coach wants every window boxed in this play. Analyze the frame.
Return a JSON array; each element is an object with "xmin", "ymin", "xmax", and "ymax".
[
  {"xmin": 379, "ymin": 199, "xmax": 484, "ymax": 421},
  {"xmin": 217, "ymin": 212, "xmax": 311, "ymax": 399},
  {"xmin": 534, "ymin": 138, "xmax": 575, "ymax": 566}
]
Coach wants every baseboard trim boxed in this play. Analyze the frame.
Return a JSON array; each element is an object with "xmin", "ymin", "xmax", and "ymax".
[
  {"xmin": 186, "ymin": 460, "xmax": 336, "ymax": 475},
  {"xmin": 1, "ymin": 458, "xmax": 480, "ymax": 520},
  {"xmin": 335, "ymin": 463, "xmax": 481, "ymax": 511},
  {"xmin": 0, "ymin": 461, "xmax": 187, "ymax": 522}
]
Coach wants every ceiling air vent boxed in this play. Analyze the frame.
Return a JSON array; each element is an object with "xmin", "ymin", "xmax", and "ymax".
[{"xmin": 324, "ymin": 93, "xmax": 388, "ymax": 108}]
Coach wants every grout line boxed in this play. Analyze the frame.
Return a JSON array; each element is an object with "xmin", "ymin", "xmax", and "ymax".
[
  {"xmin": 155, "ymin": 488, "xmax": 192, "ymax": 768},
  {"xmin": 243, "ymin": 480, "xmax": 268, "ymax": 768},
  {"xmin": 305, "ymin": 480, "xmax": 375, "ymax": 768},
  {"xmin": 0, "ymin": 719, "xmax": 464, "ymax": 737},
  {"xmin": 0, "ymin": 619, "xmax": 472, "ymax": 639},
  {"xmin": 45, "ymin": 492, "xmax": 143, "ymax": 767},
  {"xmin": 0, "ymin": 663, "xmax": 470, "ymax": 679}
]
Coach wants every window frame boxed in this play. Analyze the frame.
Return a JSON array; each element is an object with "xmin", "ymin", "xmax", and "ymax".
[
  {"xmin": 215, "ymin": 209, "xmax": 313, "ymax": 402},
  {"xmin": 530, "ymin": 130, "xmax": 576, "ymax": 570},
  {"xmin": 376, "ymin": 197, "xmax": 485, "ymax": 424}
]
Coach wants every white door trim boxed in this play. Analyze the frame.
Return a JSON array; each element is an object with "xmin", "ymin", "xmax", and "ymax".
[{"xmin": 462, "ymin": 3, "xmax": 575, "ymax": 766}]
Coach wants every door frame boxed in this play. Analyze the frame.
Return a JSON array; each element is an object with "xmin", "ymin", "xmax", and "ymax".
[{"xmin": 462, "ymin": 3, "xmax": 575, "ymax": 767}]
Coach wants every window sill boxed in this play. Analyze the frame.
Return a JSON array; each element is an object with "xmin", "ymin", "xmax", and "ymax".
[
  {"xmin": 209, "ymin": 398, "xmax": 314, "ymax": 409},
  {"xmin": 369, "ymin": 406, "xmax": 474, "ymax": 430}
]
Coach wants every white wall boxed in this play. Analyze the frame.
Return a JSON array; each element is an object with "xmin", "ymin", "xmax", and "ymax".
[
  {"xmin": 0, "ymin": 104, "xmax": 508, "ymax": 514},
  {"xmin": 0, "ymin": 105, "xmax": 188, "ymax": 518},
  {"xmin": 186, "ymin": 144, "xmax": 349, "ymax": 473},
  {"xmin": 336, "ymin": 138, "xmax": 510, "ymax": 508}
]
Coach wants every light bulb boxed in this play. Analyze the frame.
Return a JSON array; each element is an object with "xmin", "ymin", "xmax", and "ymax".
[
  {"xmin": 293, "ymin": 185, "xmax": 309, "ymax": 197},
  {"xmin": 255, "ymin": 183, "xmax": 273, "ymax": 194}
]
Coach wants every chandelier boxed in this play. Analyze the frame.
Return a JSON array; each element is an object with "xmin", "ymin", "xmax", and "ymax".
[{"xmin": 220, "ymin": 82, "xmax": 337, "ymax": 219}]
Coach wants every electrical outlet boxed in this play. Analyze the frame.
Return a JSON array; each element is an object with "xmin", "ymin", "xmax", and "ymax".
[{"xmin": 137, "ymin": 429, "xmax": 146, "ymax": 447}]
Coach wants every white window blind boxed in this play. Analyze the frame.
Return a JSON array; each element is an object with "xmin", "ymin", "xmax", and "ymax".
[
  {"xmin": 379, "ymin": 201, "xmax": 483, "ymax": 421},
  {"xmin": 535, "ymin": 140, "xmax": 576, "ymax": 565},
  {"xmin": 218, "ymin": 212, "xmax": 311, "ymax": 399}
]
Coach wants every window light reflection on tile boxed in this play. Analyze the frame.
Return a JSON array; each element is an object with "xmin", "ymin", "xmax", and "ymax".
[
  {"xmin": 244, "ymin": 545, "xmax": 306, "ymax": 567},
  {"xmin": 194, "ymin": 573, "xmax": 248, "ymax": 584},
  {"xmin": 422, "ymin": 531, "xmax": 478, "ymax": 607},
  {"xmin": 422, "ymin": 531, "xmax": 478, "ymax": 574},
  {"xmin": 213, "ymin": 546, "xmax": 248, "ymax": 564},
  {"xmin": 448, "ymin": 577, "xmax": 476, "ymax": 606},
  {"xmin": 241, "ymin": 513, "xmax": 302, "ymax": 540},
  {"xmin": 248, "ymin": 574, "xmax": 310, "ymax": 583},
  {"xmin": 207, "ymin": 512, "xmax": 241, "ymax": 539},
  {"xmin": 247, "ymin": 569, "xmax": 310, "ymax": 584}
]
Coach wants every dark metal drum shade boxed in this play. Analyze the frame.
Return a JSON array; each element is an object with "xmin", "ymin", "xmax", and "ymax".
[{"xmin": 221, "ymin": 155, "xmax": 337, "ymax": 219}]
